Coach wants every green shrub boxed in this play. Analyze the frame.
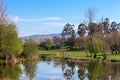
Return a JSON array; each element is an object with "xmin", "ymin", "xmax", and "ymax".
[{"xmin": 22, "ymin": 38, "xmax": 38, "ymax": 57}]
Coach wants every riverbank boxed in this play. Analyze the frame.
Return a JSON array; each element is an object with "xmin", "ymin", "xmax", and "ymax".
[
  {"xmin": 1, "ymin": 50, "xmax": 120, "ymax": 64},
  {"xmin": 38, "ymin": 50, "xmax": 120, "ymax": 62}
]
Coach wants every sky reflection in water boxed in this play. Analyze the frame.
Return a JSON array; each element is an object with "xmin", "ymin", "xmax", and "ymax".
[{"xmin": 6, "ymin": 59, "xmax": 120, "ymax": 80}]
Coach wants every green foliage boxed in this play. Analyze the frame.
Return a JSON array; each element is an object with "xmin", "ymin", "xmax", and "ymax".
[
  {"xmin": 87, "ymin": 38, "xmax": 103, "ymax": 54},
  {"xmin": 44, "ymin": 38, "xmax": 54, "ymax": 50},
  {"xmin": 40, "ymin": 38, "xmax": 55, "ymax": 50},
  {"xmin": 64, "ymin": 37, "xmax": 76, "ymax": 50},
  {"xmin": 0, "ymin": 24, "xmax": 23, "ymax": 57},
  {"xmin": 22, "ymin": 38, "xmax": 38, "ymax": 57}
]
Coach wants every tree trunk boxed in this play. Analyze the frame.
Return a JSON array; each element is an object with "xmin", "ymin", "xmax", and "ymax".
[
  {"xmin": 93, "ymin": 53, "xmax": 97, "ymax": 58},
  {"xmin": 103, "ymin": 53, "xmax": 107, "ymax": 60},
  {"xmin": 85, "ymin": 49, "xmax": 89, "ymax": 57},
  {"xmin": 90, "ymin": 34, "xmax": 96, "ymax": 58}
]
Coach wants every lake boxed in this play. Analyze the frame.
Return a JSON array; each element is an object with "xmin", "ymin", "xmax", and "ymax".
[{"xmin": 0, "ymin": 58, "xmax": 120, "ymax": 80}]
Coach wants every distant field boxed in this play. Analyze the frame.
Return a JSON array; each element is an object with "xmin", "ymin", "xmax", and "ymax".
[
  {"xmin": 39, "ymin": 50, "xmax": 87, "ymax": 56},
  {"xmin": 38, "ymin": 50, "xmax": 120, "ymax": 61}
]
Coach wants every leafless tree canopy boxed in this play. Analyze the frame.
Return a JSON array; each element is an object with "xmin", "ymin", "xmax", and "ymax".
[
  {"xmin": 85, "ymin": 8, "xmax": 97, "ymax": 23},
  {"xmin": 0, "ymin": 0, "xmax": 9, "ymax": 24}
]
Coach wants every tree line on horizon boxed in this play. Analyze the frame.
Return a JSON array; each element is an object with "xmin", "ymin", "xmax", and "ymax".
[{"xmin": 38, "ymin": 8, "xmax": 120, "ymax": 59}]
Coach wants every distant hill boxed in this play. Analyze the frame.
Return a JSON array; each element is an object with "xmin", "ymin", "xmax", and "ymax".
[{"xmin": 22, "ymin": 33, "xmax": 61, "ymax": 41}]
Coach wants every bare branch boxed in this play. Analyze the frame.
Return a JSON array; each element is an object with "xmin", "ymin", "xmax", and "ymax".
[
  {"xmin": 85, "ymin": 8, "xmax": 97, "ymax": 23},
  {"xmin": 0, "ymin": 0, "xmax": 9, "ymax": 24}
]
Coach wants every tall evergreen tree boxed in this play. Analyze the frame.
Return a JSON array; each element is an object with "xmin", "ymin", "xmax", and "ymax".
[{"xmin": 62, "ymin": 23, "xmax": 76, "ymax": 38}]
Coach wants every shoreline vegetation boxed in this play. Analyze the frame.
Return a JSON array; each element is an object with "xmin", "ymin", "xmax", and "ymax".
[
  {"xmin": 1, "ymin": 49, "xmax": 120, "ymax": 64},
  {"xmin": 1, "ymin": 50, "xmax": 120, "ymax": 64}
]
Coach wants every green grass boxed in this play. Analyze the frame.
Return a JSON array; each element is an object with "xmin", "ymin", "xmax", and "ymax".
[
  {"xmin": 38, "ymin": 50, "xmax": 120, "ymax": 61},
  {"xmin": 63, "ymin": 51, "xmax": 87, "ymax": 58},
  {"xmin": 39, "ymin": 50, "xmax": 92, "ymax": 60},
  {"xmin": 38, "ymin": 50, "xmax": 61, "ymax": 54},
  {"xmin": 108, "ymin": 54, "xmax": 120, "ymax": 60}
]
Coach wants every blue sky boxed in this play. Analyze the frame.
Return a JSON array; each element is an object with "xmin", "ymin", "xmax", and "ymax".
[{"xmin": 4, "ymin": 0, "xmax": 120, "ymax": 37}]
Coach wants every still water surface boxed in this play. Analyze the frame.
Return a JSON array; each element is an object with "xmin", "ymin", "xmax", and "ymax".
[{"xmin": 0, "ymin": 59, "xmax": 120, "ymax": 80}]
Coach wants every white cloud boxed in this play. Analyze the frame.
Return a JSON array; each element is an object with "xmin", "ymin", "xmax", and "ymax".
[
  {"xmin": 41, "ymin": 22, "xmax": 79, "ymax": 28},
  {"xmin": 42, "ymin": 22, "xmax": 66, "ymax": 27},
  {"xmin": 43, "ymin": 17, "xmax": 63, "ymax": 20},
  {"xmin": 13, "ymin": 16, "xmax": 19, "ymax": 22},
  {"xmin": 12, "ymin": 16, "xmax": 63, "ymax": 22}
]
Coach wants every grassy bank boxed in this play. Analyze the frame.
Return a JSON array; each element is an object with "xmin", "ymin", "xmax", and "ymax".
[
  {"xmin": 108, "ymin": 54, "xmax": 120, "ymax": 60},
  {"xmin": 39, "ymin": 50, "xmax": 87, "ymax": 58},
  {"xmin": 38, "ymin": 50, "xmax": 120, "ymax": 61}
]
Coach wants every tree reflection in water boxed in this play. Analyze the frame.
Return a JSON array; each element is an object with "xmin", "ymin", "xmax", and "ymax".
[
  {"xmin": 77, "ymin": 62, "xmax": 88, "ymax": 80},
  {"xmin": 111, "ymin": 63, "xmax": 120, "ymax": 80},
  {"xmin": 64, "ymin": 61, "xmax": 76, "ymax": 80},
  {"xmin": 87, "ymin": 62, "xmax": 111, "ymax": 80},
  {"xmin": 0, "ymin": 59, "xmax": 120, "ymax": 80},
  {"xmin": 0, "ymin": 63, "xmax": 22, "ymax": 80},
  {"xmin": 23, "ymin": 60, "xmax": 39, "ymax": 80},
  {"xmin": 54, "ymin": 60, "xmax": 120, "ymax": 80}
]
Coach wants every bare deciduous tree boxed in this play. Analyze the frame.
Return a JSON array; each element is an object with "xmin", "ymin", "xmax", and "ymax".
[
  {"xmin": 85, "ymin": 8, "xmax": 97, "ymax": 58},
  {"xmin": 0, "ymin": 0, "xmax": 9, "ymax": 24},
  {"xmin": 85, "ymin": 8, "xmax": 97, "ymax": 23}
]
